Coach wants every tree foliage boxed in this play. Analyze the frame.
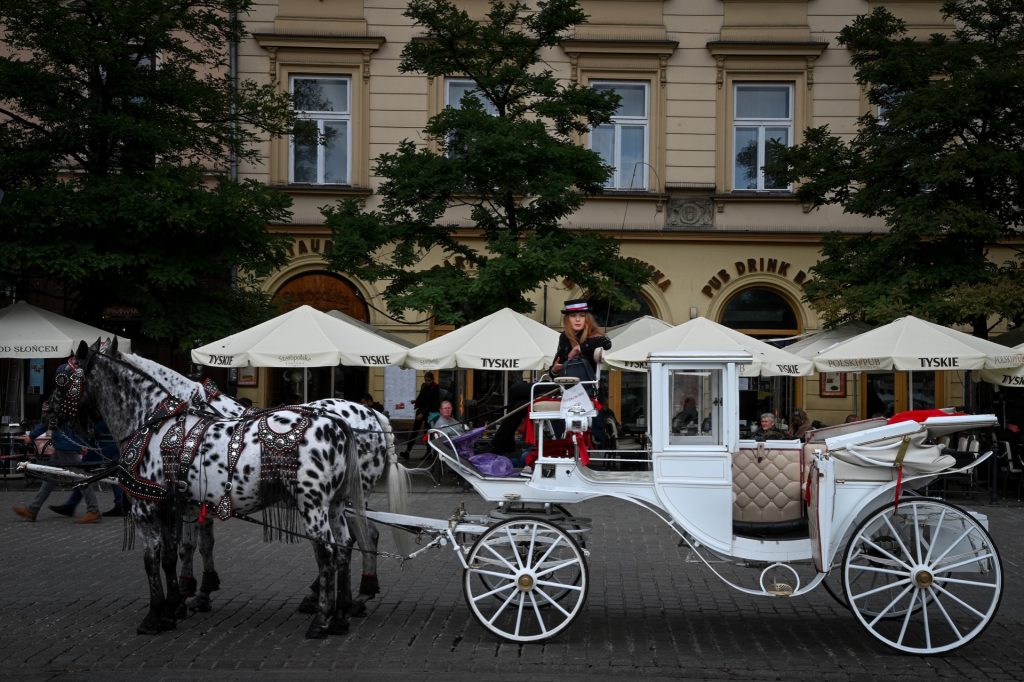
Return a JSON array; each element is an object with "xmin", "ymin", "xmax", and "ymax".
[
  {"xmin": 766, "ymin": 0, "xmax": 1024, "ymax": 336},
  {"xmin": 323, "ymin": 0, "xmax": 654, "ymax": 324},
  {"xmin": 0, "ymin": 0, "xmax": 295, "ymax": 348}
]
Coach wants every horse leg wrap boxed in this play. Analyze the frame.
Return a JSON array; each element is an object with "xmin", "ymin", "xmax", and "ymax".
[
  {"xmin": 327, "ymin": 615, "xmax": 350, "ymax": 635},
  {"xmin": 199, "ymin": 571, "xmax": 220, "ymax": 594},
  {"xmin": 179, "ymin": 575, "xmax": 197, "ymax": 599},
  {"xmin": 359, "ymin": 574, "xmax": 380, "ymax": 598}
]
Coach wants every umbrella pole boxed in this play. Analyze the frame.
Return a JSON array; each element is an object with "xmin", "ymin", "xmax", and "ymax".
[
  {"xmin": 303, "ymin": 371, "xmax": 308, "ymax": 403},
  {"xmin": 908, "ymin": 369, "xmax": 914, "ymax": 410}
]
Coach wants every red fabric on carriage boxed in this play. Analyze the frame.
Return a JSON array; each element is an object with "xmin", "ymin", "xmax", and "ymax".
[
  {"xmin": 888, "ymin": 409, "xmax": 964, "ymax": 424},
  {"xmin": 523, "ymin": 433, "xmax": 591, "ymax": 468}
]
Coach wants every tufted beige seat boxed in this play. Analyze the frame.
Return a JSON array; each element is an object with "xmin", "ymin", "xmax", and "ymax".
[{"xmin": 732, "ymin": 442, "xmax": 805, "ymax": 527}]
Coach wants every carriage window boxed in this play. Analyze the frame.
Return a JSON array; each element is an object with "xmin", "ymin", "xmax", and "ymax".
[{"xmin": 668, "ymin": 369, "xmax": 721, "ymax": 445}]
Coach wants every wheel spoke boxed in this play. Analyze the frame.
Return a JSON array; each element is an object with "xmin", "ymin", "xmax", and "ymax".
[
  {"xmin": 853, "ymin": 576, "xmax": 912, "ymax": 602},
  {"xmin": 504, "ymin": 526, "xmax": 526, "ymax": 570},
  {"xmin": 535, "ymin": 557, "xmax": 581, "ymax": 579},
  {"xmin": 922, "ymin": 507, "xmax": 948, "ymax": 565},
  {"xmin": 931, "ymin": 582, "xmax": 990, "ymax": 620},
  {"xmin": 470, "ymin": 577, "xmax": 517, "ymax": 603},
  {"xmin": 536, "ymin": 579, "xmax": 584, "ymax": 593},
  {"xmin": 534, "ymin": 586, "xmax": 573, "ymax": 617},
  {"xmin": 933, "ymin": 574, "xmax": 998, "ymax": 589},
  {"xmin": 881, "ymin": 514, "xmax": 915, "ymax": 566},
  {"xmin": 487, "ymin": 586, "xmax": 520, "ymax": 624},
  {"xmin": 934, "ymin": 550, "xmax": 994, "ymax": 574},
  {"xmin": 848, "ymin": 562, "xmax": 909, "ymax": 578},
  {"xmin": 481, "ymin": 540, "xmax": 519, "ymax": 573},
  {"xmin": 866, "ymin": 582, "xmax": 915, "ymax": 627},
  {"xmin": 527, "ymin": 590, "xmax": 548, "ymax": 635}
]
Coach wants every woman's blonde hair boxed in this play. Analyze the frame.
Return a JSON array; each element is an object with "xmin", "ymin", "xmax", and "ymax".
[{"xmin": 562, "ymin": 311, "xmax": 604, "ymax": 342}]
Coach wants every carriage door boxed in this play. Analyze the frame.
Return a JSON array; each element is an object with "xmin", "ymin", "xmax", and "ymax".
[{"xmin": 650, "ymin": 351, "xmax": 747, "ymax": 553}]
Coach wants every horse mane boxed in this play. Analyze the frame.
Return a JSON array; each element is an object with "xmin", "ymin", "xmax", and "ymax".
[{"xmin": 120, "ymin": 352, "xmax": 204, "ymax": 403}]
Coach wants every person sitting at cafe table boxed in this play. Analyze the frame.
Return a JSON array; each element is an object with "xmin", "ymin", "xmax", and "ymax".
[
  {"xmin": 672, "ymin": 396, "xmax": 698, "ymax": 433},
  {"xmin": 754, "ymin": 413, "xmax": 785, "ymax": 441}
]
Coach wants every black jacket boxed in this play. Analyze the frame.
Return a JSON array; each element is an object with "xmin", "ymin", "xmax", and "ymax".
[{"xmin": 551, "ymin": 331, "xmax": 611, "ymax": 376}]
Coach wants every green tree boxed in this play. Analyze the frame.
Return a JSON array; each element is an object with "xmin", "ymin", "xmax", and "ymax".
[
  {"xmin": 0, "ymin": 0, "xmax": 296, "ymax": 348},
  {"xmin": 767, "ymin": 0, "xmax": 1024, "ymax": 337},
  {"xmin": 322, "ymin": 0, "xmax": 653, "ymax": 324}
]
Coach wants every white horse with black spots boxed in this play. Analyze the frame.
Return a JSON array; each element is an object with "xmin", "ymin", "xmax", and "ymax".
[
  {"xmin": 52, "ymin": 340, "xmax": 368, "ymax": 639},
  {"xmin": 117, "ymin": 352, "xmax": 407, "ymax": 616}
]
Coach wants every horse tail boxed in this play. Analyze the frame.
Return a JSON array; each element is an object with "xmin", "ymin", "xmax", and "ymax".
[
  {"xmin": 341, "ymin": 418, "xmax": 368, "ymax": 550},
  {"xmin": 373, "ymin": 411, "xmax": 413, "ymax": 558}
]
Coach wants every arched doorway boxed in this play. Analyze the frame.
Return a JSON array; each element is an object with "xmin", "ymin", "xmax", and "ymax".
[
  {"xmin": 269, "ymin": 272, "xmax": 370, "ymax": 405},
  {"xmin": 720, "ymin": 286, "xmax": 801, "ymax": 434}
]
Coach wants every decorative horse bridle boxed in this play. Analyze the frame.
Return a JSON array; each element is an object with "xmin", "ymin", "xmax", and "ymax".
[{"xmin": 51, "ymin": 357, "xmax": 86, "ymax": 424}]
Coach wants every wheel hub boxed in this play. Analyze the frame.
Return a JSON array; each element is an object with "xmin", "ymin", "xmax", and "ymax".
[
  {"xmin": 517, "ymin": 573, "xmax": 535, "ymax": 591},
  {"xmin": 914, "ymin": 568, "xmax": 934, "ymax": 588}
]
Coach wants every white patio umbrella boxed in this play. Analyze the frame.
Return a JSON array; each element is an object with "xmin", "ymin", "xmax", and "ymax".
[
  {"xmin": 604, "ymin": 316, "xmax": 813, "ymax": 376},
  {"xmin": 191, "ymin": 305, "xmax": 409, "ymax": 401},
  {"xmin": 981, "ymin": 342, "xmax": 1024, "ymax": 387},
  {"xmin": 0, "ymin": 300, "xmax": 132, "ymax": 357},
  {"xmin": 605, "ymin": 315, "xmax": 673, "ymax": 351},
  {"xmin": 813, "ymin": 315, "xmax": 1024, "ymax": 410},
  {"xmin": 813, "ymin": 316, "xmax": 1024, "ymax": 373},
  {"xmin": 403, "ymin": 308, "xmax": 559, "ymax": 371},
  {"xmin": 784, "ymin": 321, "xmax": 873, "ymax": 359}
]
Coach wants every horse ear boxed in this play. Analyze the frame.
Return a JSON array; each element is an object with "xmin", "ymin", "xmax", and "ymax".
[
  {"xmin": 76, "ymin": 340, "xmax": 89, "ymax": 364},
  {"xmin": 110, "ymin": 336, "xmax": 119, "ymax": 354}
]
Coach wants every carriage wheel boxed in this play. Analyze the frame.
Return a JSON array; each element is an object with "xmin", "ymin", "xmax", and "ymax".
[
  {"xmin": 476, "ymin": 506, "xmax": 587, "ymax": 604},
  {"xmin": 843, "ymin": 499, "xmax": 1002, "ymax": 654},
  {"xmin": 464, "ymin": 517, "xmax": 589, "ymax": 643}
]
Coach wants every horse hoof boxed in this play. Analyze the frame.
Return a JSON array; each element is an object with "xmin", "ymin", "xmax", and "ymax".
[
  {"xmin": 188, "ymin": 595, "xmax": 212, "ymax": 613},
  {"xmin": 348, "ymin": 601, "xmax": 367, "ymax": 618},
  {"xmin": 327, "ymin": 617, "xmax": 350, "ymax": 635},
  {"xmin": 137, "ymin": 617, "xmax": 164, "ymax": 635},
  {"xmin": 297, "ymin": 593, "xmax": 318, "ymax": 614},
  {"xmin": 305, "ymin": 623, "xmax": 329, "ymax": 639}
]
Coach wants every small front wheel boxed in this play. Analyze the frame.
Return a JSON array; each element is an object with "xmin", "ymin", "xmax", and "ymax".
[
  {"xmin": 843, "ymin": 499, "xmax": 1002, "ymax": 654},
  {"xmin": 463, "ymin": 517, "xmax": 589, "ymax": 643}
]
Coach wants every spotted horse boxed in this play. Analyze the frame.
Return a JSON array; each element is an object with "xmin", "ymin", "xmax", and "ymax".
[
  {"xmin": 118, "ymin": 352, "xmax": 407, "ymax": 617},
  {"xmin": 52, "ymin": 339, "xmax": 369, "ymax": 639}
]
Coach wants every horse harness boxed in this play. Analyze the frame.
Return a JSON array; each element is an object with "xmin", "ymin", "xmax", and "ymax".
[{"xmin": 120, "ymin": 396, "xmax": 315, "ymax": 519}]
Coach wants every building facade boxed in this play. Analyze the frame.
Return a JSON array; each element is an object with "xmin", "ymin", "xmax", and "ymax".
[{"xmin": 234, "ymin": 0, "xmax": 988, "ymax": 426}]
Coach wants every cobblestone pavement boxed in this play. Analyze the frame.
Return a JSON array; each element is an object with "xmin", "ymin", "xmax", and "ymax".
[{"xmin": 1, "ymin": 473, "xmax": 1022, "ymax": 681}]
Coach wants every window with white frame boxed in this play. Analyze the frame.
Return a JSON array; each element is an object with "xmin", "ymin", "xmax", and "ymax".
[
  {"xmin": 290, "ymin": 76, "xmax": 351, "ymax": 185},
  {"xmin": 445, "ymin": 78, "xmax": 498, "ymax": 114},
  {"xmin": 732, "ymin": 83, "xmax": 793, "ymax": 191},
  {"xmin": 590, "ymin": 81, "xmax": 649, "ymax": 190}
]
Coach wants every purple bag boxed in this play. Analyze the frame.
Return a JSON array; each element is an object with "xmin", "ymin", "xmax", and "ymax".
[{"xmin": 466, "ymin": 453, "xmax": 516, "ymax": 477}]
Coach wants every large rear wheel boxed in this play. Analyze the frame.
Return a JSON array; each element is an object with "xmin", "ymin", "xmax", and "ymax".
[
  {"xmin": 843, "ymin": 499, "xmax": 1002, "ymax": 654},
  {"xmin": 463, "ymin": 517, "xmax": 589, "ymax": 643}
]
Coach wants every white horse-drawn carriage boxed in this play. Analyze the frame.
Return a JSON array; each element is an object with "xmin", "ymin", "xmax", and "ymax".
[
  {"xmin": 370, "ymin": 350, "xmax": 1001, "ymax": 654},
  {"xmin": 32, "ymin": 343, "xmax": 1001, "ymax": 653}
]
